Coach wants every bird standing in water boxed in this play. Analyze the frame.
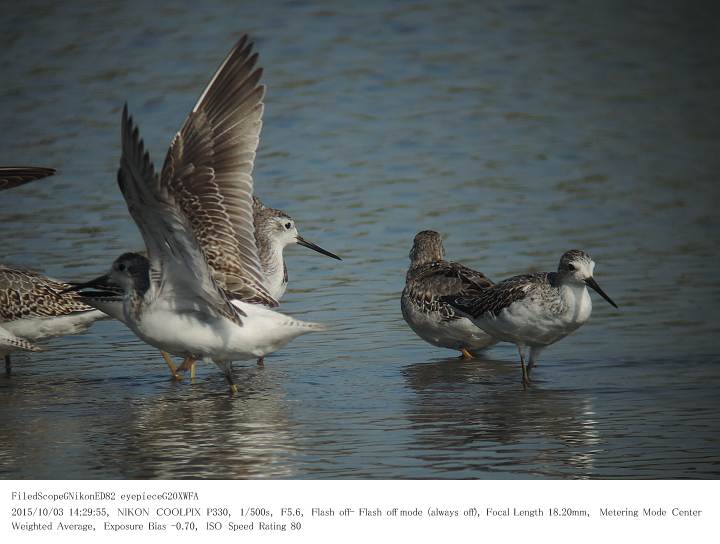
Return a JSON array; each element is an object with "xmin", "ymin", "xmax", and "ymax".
[
  {"xmin": 443, "ymin": 249, "xmax": 618, "ymax": 389},
  {"xmin": 401, "ymin": 230, "xmax": 497, "ymax": 358},
  {"xmin": 0, "ymin": 167, "xmax": 107, "ymax": 373}
]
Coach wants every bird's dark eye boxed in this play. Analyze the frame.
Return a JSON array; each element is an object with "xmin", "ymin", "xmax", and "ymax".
[
  {"xmin": 284, "ymin": 222, "xmax": 292, "ymax": 229},
  {"xmin": 567, "ymin": 264, "xmax": 576, "ymax": 271},
  {"xmin": 118, "ymin": 263, "xmax": 126, "ymax": 272}
]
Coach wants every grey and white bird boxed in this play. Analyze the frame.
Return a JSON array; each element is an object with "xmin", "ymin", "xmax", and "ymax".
[
  {"xmin": 66, "ymin": 37, "xmax": 327, "ymax": 393},
  {"xmin": 248, "ymin": 197, "xmax": 339, "ymax": 366},
  {"xmin": 401, "ymin": 230, "xmax": 497, "ymax": 358},
  {"xmin": 442, "ymin": 249, "xmax": 618, "ymax": 388},
  {"xmin": 0, "ymin": 167, "xmax": 106, "ymax": 373}
]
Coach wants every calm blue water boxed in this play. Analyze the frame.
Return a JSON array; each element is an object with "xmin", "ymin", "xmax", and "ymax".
[{"xmin": 0, "ymin": 0, "xmax": 719, "ymax": 478}]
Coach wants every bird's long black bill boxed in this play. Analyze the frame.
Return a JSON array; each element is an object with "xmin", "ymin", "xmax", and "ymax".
[
  {"xmin": 585, "ymin": 277, "xmax": 618, "ymax": 308},
  {"xmin": 61, "ymin": 274, "xmax": 121, "ymax": 297},
  {"xmin": 296, "ymin": 236, "xmax": 342, "ymax": 260}
]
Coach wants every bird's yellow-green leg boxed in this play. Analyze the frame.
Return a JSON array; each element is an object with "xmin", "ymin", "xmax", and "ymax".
[
  {"xmin": 218, "ymin": 361, "xmax": 237, "ymax": 394},
  {"xmin": 174, "ymin": 356, "xmax": 197, "ymax": 380},
  {"xmin": 161, "ymin": 351, "xmax": 181, "ymax": 380},
  {"xmin": 225, "ymin": 368, "xmax": 238, "ymax": 394},
  {"xmin": 190, "ymin": 360, "xmax": 197, "ymax": 380},
  {"xmin": 460, "ymin": 348, "xmax": 474, "ymax": 360}
]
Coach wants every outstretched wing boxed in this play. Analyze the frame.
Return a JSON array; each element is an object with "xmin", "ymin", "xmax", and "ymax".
[
  {"xmin": 0, "ymin": 167, "xmax": 56, "ymax": 191},
  {"xmin": 118, "ymin": 106, "xmax": 241, "ymax": 323},
  {"xmin": 442, "ymin": 273, "xmax": 550, "ymax": 318},
  {"xmin": 160, "ymin": 35, "xmax": 277, "ymax": 307}
]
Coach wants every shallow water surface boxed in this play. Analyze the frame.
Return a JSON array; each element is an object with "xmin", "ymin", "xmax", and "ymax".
[{"xmin": 1, "ymin": 0, "xmax": 719, "ymax": 479}]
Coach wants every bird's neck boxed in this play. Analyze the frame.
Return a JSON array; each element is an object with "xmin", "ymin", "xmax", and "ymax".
[{"xmin": 259, "ymin": 240, "xmax": 288, "ymax": 300}]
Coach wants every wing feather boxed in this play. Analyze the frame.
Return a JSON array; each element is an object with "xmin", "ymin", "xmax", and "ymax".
[
  {"xmin": 404, "ymin": 261, "xmax": 494, "ymax": 321},
  {"xmin": 118, "ymin": 106, "xmax": 241, "ymax": 323},
  {"xmin": 443, "ymin": 273, "xmax": 551, "ymax": 318},
  {"xmin": 0, "ymin": 167, "xmax": 56, "ymax": 191},
  {"xmin": 160, "ymin": 36, "xmax": 276, "ymax": 306},
  {"xmin": 0, "ymin": 265, "xmax": 94, "ymax": 321}
]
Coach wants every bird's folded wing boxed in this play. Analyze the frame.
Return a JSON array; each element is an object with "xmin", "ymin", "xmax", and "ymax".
[
  {"xmin": 405, "ymin": 261, "xmax": 493, "ymax": 320},
  {"xmin": 159, "ymin": 35, "xmax": 277, "ymax": 307},
  {"xmin": 442, "ymin": 273, "xmax": 545, "ymax": 318},
  {"xmin": 0, "ymin": 265, "xmax": 94, "ymax": 320},
  {"xmin": 419, "ymin": 261, "xmax": 493, "ymax": 294},
  {"xmin": 118, "ymin": 106, "xmax": 241, "ymax": 323}
]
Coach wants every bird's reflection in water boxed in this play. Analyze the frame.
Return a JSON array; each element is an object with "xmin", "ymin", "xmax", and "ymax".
[
  {"xmin": 90, "ymin": 363, "xmax": 299, "ymax": 479},
  {"xmin": 402, "ymin": 356, "xmax": 601, "ymax": 478}
]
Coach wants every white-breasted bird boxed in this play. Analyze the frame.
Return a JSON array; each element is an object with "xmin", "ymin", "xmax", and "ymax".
[
  {"xmin": 252, "ymin": 195, "xmax": 340, "ymax": 302},
  {"xmin": 443, "ymin": 249, "xmax": 618, "ymax": 388}
]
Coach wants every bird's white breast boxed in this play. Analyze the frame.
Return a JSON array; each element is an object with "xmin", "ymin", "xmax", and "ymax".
[{"xmin": 478, "ymin": 283, "xmax": 592, "ymax": 347}]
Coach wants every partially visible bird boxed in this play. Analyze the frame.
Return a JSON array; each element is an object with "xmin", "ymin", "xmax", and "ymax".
[
  {"xmin": 0, "ymin": 167, "xmax": 106, "ymax": 373},
  {"xmin": 0, "ymin": 265, "xmax": 107, "ymax": 374},
  {"xmin": 401, "ymin": 230, "xmax": 497, "ymax": 359},
  {"xmin": 443, "ymin": 249, "xmax": 618, "ymax": 388}
]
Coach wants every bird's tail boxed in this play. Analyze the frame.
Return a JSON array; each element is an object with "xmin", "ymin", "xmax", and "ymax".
[
  {"xmin": 0, "ymin": 330, "xmax": 45, "ymax": 353},
  {"xmin": 283, "ymin": 318, "xmax": 327, "ymax": 332}
]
